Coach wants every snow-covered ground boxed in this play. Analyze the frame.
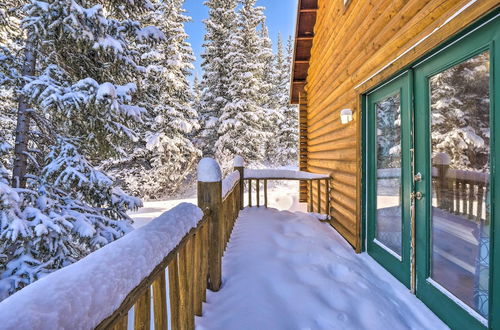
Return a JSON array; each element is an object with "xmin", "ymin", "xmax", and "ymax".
[
  {"xmin": 129, "ymin": 197, "xmax": 197, "ymax": 228},
  {"xmin": 196, "ymin": 207, "xmax": 448, "ymax": 330},
  {"xmin": 129, "ymin": 180, "xmax": 306, "ymax": 228}
]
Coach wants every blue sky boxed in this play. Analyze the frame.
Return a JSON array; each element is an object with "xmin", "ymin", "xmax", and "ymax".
[{"xmin": 183, "ymin": 0, "xmax": 298, "ymax": 79}]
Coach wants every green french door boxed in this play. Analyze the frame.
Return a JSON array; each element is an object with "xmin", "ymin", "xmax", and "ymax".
[
  {"xmin": 366, "ymin": 12, "xmax": 500, "ymax": 329},
  {"xmin": 413, "ymin": 14, "xmax": 500, "ymax": 330},
  {"xmin": 366, "ymin": 73, "xmax": 413, "ymax": 288}
]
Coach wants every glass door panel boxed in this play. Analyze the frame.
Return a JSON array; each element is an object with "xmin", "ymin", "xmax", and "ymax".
[
  {"xmin": 367, "ymin": 73, "xmax": 412, "ymax": 288},
  {"xmin": 375, "ymin": 94, "xmax": 403, "ymax": 256},
  {"xmin": 429, "ymin": 52, "xmax": 491, "ymax": 319}
]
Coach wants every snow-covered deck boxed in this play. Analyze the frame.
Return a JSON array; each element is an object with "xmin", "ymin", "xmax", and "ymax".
[{"xmin": 196, "ymin": 207, "xmax": 447, "ymax": 330}]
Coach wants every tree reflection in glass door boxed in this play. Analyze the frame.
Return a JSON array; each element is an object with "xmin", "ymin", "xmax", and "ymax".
[
  {"xmin": 375, "ymin": 93, "xmax": 402, "ymax": 256},
  {"xmin": 429, "ymin": 51, "xmax": 490, "ymax": 319}
]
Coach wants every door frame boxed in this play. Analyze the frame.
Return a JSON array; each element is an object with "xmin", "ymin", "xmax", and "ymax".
[
  {"xmin": 365, "ymin": 72, "xmax": 413, "ymax": 289},
  {"xmin": 361, "ymin": 10, "xmax": 500, "ymax": 329}
]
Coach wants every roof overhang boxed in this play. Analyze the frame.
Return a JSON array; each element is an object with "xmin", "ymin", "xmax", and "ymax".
[{"xmin": 290, "ymin": 0, "xmax": 318, "ymax": 104}]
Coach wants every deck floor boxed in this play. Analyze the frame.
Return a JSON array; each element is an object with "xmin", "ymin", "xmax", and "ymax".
[{"xmin": 196, "ymin": 208, "xmax": 447, "ymax": 330}]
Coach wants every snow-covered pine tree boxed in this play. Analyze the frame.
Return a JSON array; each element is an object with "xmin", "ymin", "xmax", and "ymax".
[
  {"xmin": 199, "ymin": 0, "xmax": 238, "ymax": 157},
  {"xmin": 266, "ymin": 35, "xmax": 298, "ymax": 166},
  {"xmin": 0, "ymin": 0, "xmax": 24, "ymax": 184},
  {"xmin": 191, "ymin": 73, "xmax": 203, "ymax": 142},
  {"xmin": 0, "ymin": 0, "xmax": 168, "ymax": 299},
  {"xmin": 258, "ymin": 23, "xmax": 280, "ymax": 165},
  {"xmin": 215, "ymin": 0, "xmax": 272, "ymax": 170},
  {"xmin": 0, "ymin": 138, "xmax": 141, "ymax": 300},
  {"xmin": 258, "ymin": 21, "xmax": 276, "ymax": 112},
  {"xmin": 274, "ymin": 36, "xmax": 299, "ymax": 166},
  {"xmin": 103, "ymin": 0, "xmax": 200, "ymax": 199}
]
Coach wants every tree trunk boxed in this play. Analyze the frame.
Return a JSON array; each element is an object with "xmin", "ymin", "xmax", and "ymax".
[{"xmin": 12, "ymin": 44, "xmax": 36, "ymax": 188}]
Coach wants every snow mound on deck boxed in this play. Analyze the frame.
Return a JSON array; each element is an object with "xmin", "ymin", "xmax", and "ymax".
[
  {"xmin": 197, "ymin": 208, "xmax": 447, "ymax": 330},
  {"xmin": 0, "ymin": 203, "xmax": 203, "ymax": 330}
]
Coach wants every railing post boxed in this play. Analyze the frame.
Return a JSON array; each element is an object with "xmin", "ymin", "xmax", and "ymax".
[
  {"xmin": 234, "ymin": 156, "xmax": 245, "ymax": 210},
  {"xmin": 433, "ymin": 152, "xmax": 451, "ymax": 211},
  {"xmin": 308, "ymin": 180, "xmax": 313, "ymax": 212},
  {"xmin": 326, "ymin": 178, "xmax": 330, "ymax": 219},
  {"xmin": 197, "ymin": 158, "xmax": 222, "ymax": 292},
  {"xmin": 264, "ymin": 179, "xmax": 268, "ymax": 208}
]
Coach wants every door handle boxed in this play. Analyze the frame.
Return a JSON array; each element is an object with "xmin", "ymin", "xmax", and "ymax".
[{"xmin": 411, "ymin": 192, "xmax": 423, "ymax": 200}]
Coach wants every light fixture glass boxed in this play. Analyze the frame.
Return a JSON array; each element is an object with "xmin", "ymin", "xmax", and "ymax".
[{"xmin": 340, "ymin": 109, "xmax": 353, "ymax": 124}]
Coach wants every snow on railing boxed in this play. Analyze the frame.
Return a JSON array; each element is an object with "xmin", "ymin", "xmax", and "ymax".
[
  {"xmin": 244, "ymin": 168, "xmax": 330, "ymax": 180},
  {"xmin": 222, "ymin": 171, "xmax": 240, "ymax": 199},
  {"xmin": 242, "ymin": 168, "xmax": 332, "ymax": 216},
  {"xmin": 0, "ymin": 203, "xmax": 204, "ymax": 329}
]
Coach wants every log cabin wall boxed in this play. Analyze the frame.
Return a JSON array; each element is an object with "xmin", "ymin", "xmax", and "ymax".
[{"xmin": 293, "ymin": 0, "xmax": 500, "ymax": 251}]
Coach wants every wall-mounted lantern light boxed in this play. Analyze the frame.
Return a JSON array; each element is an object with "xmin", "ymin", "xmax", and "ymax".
[{"xmin": 340, "ymin": 109, "xmax": 353, "ymax": 124}]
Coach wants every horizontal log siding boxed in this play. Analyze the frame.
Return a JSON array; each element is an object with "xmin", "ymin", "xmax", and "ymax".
[{"xmin": 305, "ymin": 0, "xmax": 499, "ymax": 250}]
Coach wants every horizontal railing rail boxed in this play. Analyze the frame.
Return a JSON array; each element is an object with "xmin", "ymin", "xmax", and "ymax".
[{"xmin": 242, "ymin": 168, "xmax": 332, "ymax": 216}]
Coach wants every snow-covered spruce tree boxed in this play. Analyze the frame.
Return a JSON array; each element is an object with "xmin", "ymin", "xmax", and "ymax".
[
  {"xmin": 191, "ymin": 73, "xmax": 203, "ymax": 142},
  {"xmin": 258, "ymin": 23, "xmax": 281, "ymax": 165},
  {"xmin": 199, "ymin": 0, "xmax": 238, "ymax": 157},
  {"xmin": 215, "ymin": 0, "xmax": 272, "ymax": 170},
  {"xmin": 192, "ymin": 73, "xmax": 203, "ymax": 123},
  {"xmin": 430, "ymin": 53, "xmax": 490, "ymax": 171},
  {"xmin": 104, "ymin": 0, "xmax": 201, "ymax": 199},
  {"xmin": 274, "ymin": 36, "xmax": 299, "ymax": 166},
  {"xmin": 0, "ymin": 0, "xmax": 170, "ymax": 298},
  {"xmin": 0, "ymin": 138, "xmax": 140, "ymax": 300},
  {"xmin": 0, "ymin": 0, "xmax": 23, "ymax": 174}
]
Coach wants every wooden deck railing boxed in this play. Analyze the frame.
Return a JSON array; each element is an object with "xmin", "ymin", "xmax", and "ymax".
[
  {"xmin": 0, "ymin": 157, "xmax": 331, "ymax": 330},
  {"xmin": 97, "ymin": 215, "xmax": 210, "ymax": 330},
  {"xmin": 243, "ymin": 168, "xmax": 332, "ymax": 215},
  {"xmin": 433, "ymin": 166, "xmax": 489, "ymax": 222},
  {"xmin": 100, "ymin": 159, "xmax": 242, "ymax": 329},
  {"xmin": 378, "ymin": 165, "xmax": 489, "ymax": 222}
]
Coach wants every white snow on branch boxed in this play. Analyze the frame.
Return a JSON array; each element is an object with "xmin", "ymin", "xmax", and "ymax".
[
  {"xmin": 244, "ymin": 169, "xmax": 330, "ymax": 180},
  {"xmin": 136, "ymin": 26, "xmax": 166, "ymax": 42},
  {"xmin": 0, "ymin": 203, "xmax": 203, "ymax": 329}
]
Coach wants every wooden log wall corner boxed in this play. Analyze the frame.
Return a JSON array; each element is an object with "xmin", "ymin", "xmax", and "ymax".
[{"xmin": 299, "ymin": 91, "xmax": 309, "ymax": 203}]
